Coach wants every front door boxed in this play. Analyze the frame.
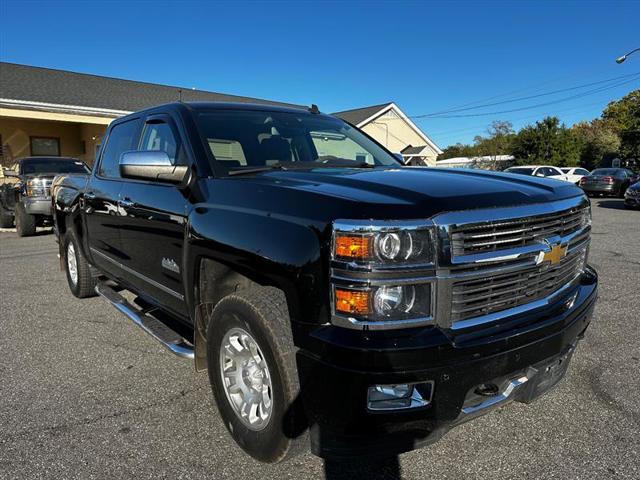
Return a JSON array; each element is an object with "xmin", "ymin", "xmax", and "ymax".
[{"xmin": 116, "ymin": 114, "xmax": 190, "ymax": 318}]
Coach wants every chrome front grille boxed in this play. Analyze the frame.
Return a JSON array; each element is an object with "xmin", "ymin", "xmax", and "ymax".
[
  {"xmin": 450, "ymin": 245, "xmax": 587, "ymax": 322},
  {"xmin": 450, "ymin": 205, "xmax": 587, "ymax": 256}
]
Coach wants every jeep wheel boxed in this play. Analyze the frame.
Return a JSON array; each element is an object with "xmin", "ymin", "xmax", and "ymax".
[
  {"xmin": 63, "ymin": 231, "xmax": 97, "ymax": 298},
  {"xmin": 0, "ymin": 204, "xmax": 13, "ymax": 228},
  {"xmin": 15, "ymin": 203, "xmax": 36, "ymax": 236},
  {"xmin": 206, "ymin": 287, "xmax": 305, "ymax": 463}
]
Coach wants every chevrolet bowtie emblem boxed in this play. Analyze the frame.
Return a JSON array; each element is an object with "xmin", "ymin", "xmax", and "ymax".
[{"xmin": 536, "ymin": 244, "xmax": 567, "ymax": 265}]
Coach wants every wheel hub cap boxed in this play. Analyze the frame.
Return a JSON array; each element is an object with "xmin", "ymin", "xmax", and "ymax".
[
  {"xmin": 219, "ymin": 327, "xmax": 273, "ymax": 431},
  {"xmin": 67, "ymin": 243, "xmax": 78, "ymax": 286}
]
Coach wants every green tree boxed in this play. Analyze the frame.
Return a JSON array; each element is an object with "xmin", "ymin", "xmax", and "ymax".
[
  {"xmin": 511, "ymin": 116, "xmax": 580, "ymax": 166},
  {"xmin": 602, "ymin": 89, "xmax": 640, "ymax": 163},
  {"xmin": 439, "ymin": 142, "xmax": 477, "ymax": 159},
  {"xmin": 438, "ymin": 120, "xmax": 514, "ymax": 160},
  {"xmin": 572, "ymin": 120, "xmax": 620, "ymax": 170}
]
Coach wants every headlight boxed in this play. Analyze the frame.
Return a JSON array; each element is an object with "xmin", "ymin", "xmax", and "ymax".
[
  {"xmin": 334, "ymin": 283, "xmax": 433, "ymax": 323},
  {"xmin": 331, "ymin": 220, "xmax": 437, "ymax": 329},
  {"xmin": 26, "ymin": 179, "xmax": 47, "ymax": 197},
  {"xmin": 580, "ymin": 206, "xmax": 592, "ymax": 228},
  {"xmin": 332, "ymin": 221, "xmax": 435, "ymax": 267}
]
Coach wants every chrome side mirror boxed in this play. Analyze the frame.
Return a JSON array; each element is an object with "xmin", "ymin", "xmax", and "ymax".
[{"xmin": 119, "ymin": 150, "xmax": 188, "ymax": 184}]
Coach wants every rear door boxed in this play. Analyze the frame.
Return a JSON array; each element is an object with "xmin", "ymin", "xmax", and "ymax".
[
  {"xmin": 115, "ymin": 113, "xmax": 190, "ymax": 317},
  {"xmin": 84, "ymin": 117, "xmax": 141, "ymax": 277}
]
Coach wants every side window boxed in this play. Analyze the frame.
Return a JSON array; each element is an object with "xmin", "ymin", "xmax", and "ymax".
[
  {"xmin": 99, "ymin": 119, "xmax": 139, "ymax": 178},
  {"xmin": 139, "ymin": 121, "xmax": 186, "ymax": 166}
]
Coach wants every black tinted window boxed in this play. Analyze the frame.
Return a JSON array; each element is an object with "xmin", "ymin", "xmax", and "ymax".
[
  {"xmin": 591, "ymin": 168, "xmax": 621, "ymax": 176},
  {"xmin": 20, "ymin": 159, "xmax": 89, "ymax": 175},
  {"xmin": 99, "ymin": 119, "xmax": 139, "ymax": 178},
  {"xmin": 139, "ymin": 121, "xmax": 187, "ymax": 166}
]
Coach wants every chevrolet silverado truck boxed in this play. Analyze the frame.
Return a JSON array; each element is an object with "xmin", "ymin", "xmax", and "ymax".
[
  {"xmin": 0, "ymin": 156, "xmax": 89, "ymax": 235},
  {"xmin": 51, "ymin": 102, "xmax": 598, "ymax": 463}
]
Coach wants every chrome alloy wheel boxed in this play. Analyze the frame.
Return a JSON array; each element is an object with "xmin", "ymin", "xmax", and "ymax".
[
  {"xmin": 219, "ymin": 327, "xmax": 273, "ymax": 430},
  {"xmin": 67, "ymin": 242, "xmax": 78, "ymax": 286}
]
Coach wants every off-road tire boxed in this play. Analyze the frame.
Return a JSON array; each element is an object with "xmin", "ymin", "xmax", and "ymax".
[
  {"xmin": 206, "ymin": 286, "xmax": 306, "ymax": 463},
  {"xmin": 63, "ymin": 231, "xmax": 97, "ymax": 298},
  {"xmin": 0, "ymin": 204, "xmax": 13, "ymax": 228},
  {"xmin": 15, "ymin": 203, "xmax": 36, "ymax": 236}
]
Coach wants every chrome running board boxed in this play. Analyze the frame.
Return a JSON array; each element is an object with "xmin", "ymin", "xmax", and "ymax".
[{"xmin": 95, "ymin": 282, "xmax": 194, "ymax": 360}]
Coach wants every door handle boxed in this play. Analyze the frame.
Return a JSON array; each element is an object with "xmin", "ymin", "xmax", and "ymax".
[
  {"xmin": 84, "ymin": 192, "xmax": 96, "ymax": 200},
  {"xmin": 118, "ymin": 198, "xmax": 136, "ymax": 208}
]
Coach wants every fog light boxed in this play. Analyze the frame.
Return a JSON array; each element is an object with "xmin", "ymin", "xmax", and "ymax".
[{"xmin": 367, "ymin": 381, "xmax": 434, "ymax": 411}]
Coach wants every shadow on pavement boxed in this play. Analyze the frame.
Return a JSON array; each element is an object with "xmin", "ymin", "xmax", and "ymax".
[{"xmin": 594, "ymin": 199, "xmax": 629, "ymax": 210}]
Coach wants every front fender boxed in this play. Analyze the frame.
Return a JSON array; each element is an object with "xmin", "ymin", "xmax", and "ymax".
[{"xmin": 184, "ymin": 203, "xmax": 330, "ymax": 327}]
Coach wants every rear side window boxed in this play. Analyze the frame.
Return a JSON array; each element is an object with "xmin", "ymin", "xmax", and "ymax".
[{"xmin": 99, "ymin": 119, "xmax": 140, "ymax": 178}]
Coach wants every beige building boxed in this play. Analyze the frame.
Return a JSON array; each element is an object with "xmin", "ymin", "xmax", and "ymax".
[
  {"xmin": 334, "ymin": 103, "xmax": 442, "ymax": 165},
  {"xmin": 0, "ymin": 63, "xmax": 440, "ymax": 168}
]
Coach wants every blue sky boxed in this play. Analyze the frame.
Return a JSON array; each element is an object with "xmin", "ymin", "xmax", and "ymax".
[{"xmin": 1, "ymin": 0, "xmax": 638, "ymax": 149}]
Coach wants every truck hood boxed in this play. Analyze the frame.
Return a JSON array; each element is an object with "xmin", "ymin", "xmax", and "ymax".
[{"xmin": 226, "ymin": 167, "xmax": 583, "ymax": 219}]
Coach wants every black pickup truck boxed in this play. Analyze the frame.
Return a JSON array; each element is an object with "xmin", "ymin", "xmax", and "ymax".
[
  {"xmin": 52, "ymin": 102, "xmax": 598, "ymax": 463},
  {"xmin": 0, "ymin": 156, "xmax": 89, "ymax": 235}
]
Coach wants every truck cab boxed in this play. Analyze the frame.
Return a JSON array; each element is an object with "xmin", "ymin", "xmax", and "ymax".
[{"xmin": 52, "ymin": 102, "xmax": 598, "ymax": 463}]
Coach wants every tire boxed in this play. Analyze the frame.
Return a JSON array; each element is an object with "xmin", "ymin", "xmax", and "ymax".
[
  {"xmin": 0, "ymin": 204, "xmax": 13, "ymax": 228},
  {"xmin": 619, "ymin": 186, "xmax": 627, "ymax": 198},
  {"xmin": 206, "ymin": 286, "xmax": 305, "ymax": 463},
  {"xmin": 63, "ymin": 231, "xmax": 97, "ymax": 298},
  {"xmin": 15, "ymin": 203, "xmax": 36, "ymax": 236}
]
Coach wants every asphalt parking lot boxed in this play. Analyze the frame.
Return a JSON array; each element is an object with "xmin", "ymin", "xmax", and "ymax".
[{"xmin": 0, "ymin": 199, "xmax": 638, "ymax": 480}]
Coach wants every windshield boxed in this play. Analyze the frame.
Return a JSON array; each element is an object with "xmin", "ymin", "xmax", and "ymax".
[
  {"xmin": 591, "ymin": 168, "xmax": 622, "ymax": 176},
  {"xmin": 20, "ymin": 158, "xmax": 89, "ymax": 175},
  {"xmin": 194, "ymin": 109, "xmax": 401, "ymax": 173},
  {"xmin": 506, "ymin": 167, "xmax": 534, "ymax": 175}
]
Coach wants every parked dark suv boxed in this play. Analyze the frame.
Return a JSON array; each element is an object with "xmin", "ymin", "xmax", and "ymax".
[
  {"xmin": 52, "ymin": 102, "xmax": 597, "ymax": 463},
  {"xmin": 579, "ymin": 167, "xmax": 636, "ymax": 198},
  {"xmin": 0, "ymin": 156, "xmax": 89, "ymax": 235}
]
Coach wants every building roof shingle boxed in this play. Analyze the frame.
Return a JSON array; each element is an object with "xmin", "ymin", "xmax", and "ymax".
[
  {"xmin": 401, "ymin": 145, "xmax": 428, "ymax": 155},
  {"xmin": 332, "ymin": 102, "xmax": 392, "ymax": 125},
  {"xmin": 0, "ymin": 62, "xmax": 302, "ymax": 112}
]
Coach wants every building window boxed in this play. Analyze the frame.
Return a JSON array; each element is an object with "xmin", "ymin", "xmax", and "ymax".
[{"xmin": 30, "ymin": 137, "xmax": 60, "ymax": 156}]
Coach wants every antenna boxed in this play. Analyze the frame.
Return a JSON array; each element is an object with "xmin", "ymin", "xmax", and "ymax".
[{"xmin": 178, "ymin": 89, "xmax": 183, "ymax": 102}]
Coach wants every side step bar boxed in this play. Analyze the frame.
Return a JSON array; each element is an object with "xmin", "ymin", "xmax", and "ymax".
[{"xmin": 96, "ymin": 283, "xmax": 194, "ymax": 360}]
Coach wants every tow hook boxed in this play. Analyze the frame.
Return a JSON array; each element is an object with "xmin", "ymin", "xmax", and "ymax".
[{"xmin": 474, "ymin": 383, "xmax": 500, "ymax": 397}]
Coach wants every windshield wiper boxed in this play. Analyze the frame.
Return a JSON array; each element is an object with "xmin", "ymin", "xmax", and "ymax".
[
  {"xmin": 227, "ymin": 159, "xmax": 375, "ymax": 176},
  {"xmin": 227, "ymin": 164, "xmax": 287, "ymax": 176}
]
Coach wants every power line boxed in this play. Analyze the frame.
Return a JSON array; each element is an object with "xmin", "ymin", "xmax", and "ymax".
[
  {"xmin": 429, "ymin": 99, "xmax": 620, "ymax": 140},
  {"xmin": 418, "ymin": 65, "xmax": 616, "ymax": 115},
  {"xmin": 420, "ymin": 72, "xmax": 640, "ymax": 116},
  {"xmin": 418, "ymin": 76, "xmax": 640, "ymax": 119}
]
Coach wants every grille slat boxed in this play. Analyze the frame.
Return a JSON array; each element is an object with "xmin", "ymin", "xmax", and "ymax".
[
  {"xmin": 452, "ymin": 206, "xmax": 587, "ymax": 256},
  {"xmin": 451, "ymin": 247, "xmax": 586, "ymax": 322}
]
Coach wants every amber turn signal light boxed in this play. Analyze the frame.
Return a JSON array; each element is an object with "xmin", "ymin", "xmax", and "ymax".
[
  {"xmin": 335, "ymin": 235, "xmax": 372, "ymax": 260},
  {"xmin": 335, "ymin": 288, "xmax": 371, "ymax": 315}
]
